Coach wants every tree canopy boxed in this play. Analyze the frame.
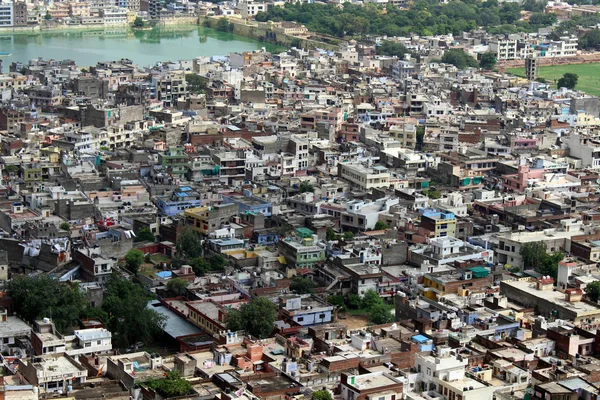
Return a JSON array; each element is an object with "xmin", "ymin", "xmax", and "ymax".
[
  {"xmin": 312, "ymin": 390, "xmax": 334, "ymax": 400},
  {"xmin": 585, "ymin": 281, "xmax": 600, "ymax": 302},
  {"xmin": 185, "ymin": 74, "xmax": 207, "ymax": 94},
  {"xmin": 519, "ymin": 241, "xmax": 564, "ymax": 279},
  {"xmin": 374, "ymin": 221, "xmax": 389, "ymax": 230},
  {"xmin": 7, "ymin": 275, "xmax": 87, "ymax": 332},
  {"xmin": 361, "ymin": 289, "xmax": 394, "ymax": 325},
  {"xmin": 299, "ymin": 181, "xmax": 314, "ymax": 193},
  {"xmin": 557, "ymin": 73, "xmax": 578, "ymax": 89},
  {"xmin": 145, "ymin": 371, "xmax": 192, "ymax": 398},
  {"xmin": 103, "ymin": 275, "xmax": 166, "ymax": 349},
  {"xmin": 441, "ymin": 49, "xmax": 478, "ymax": 70},
  {"xmin": 579, "ymin": 29, "xmax": 600, "ymax": 50},
  {"xmin": 215, "ymin": 17, "xmax": 234, "ymax": 32},
  {"xmin": 225, "ymin": 297, "xmax": 277, "ymax": 339},
  {"xmin": 135, "ymin": 227, "xmax": 155, "ymax": 243},
  {"xmin": 176, "ymin": 226, "xmax": 203, "ymax": 259},
  {"xmin": 290, "ymin": 276, "xmax": 316, "ymax": 294},
  {"xmin": 166, "ymin": 278, "xmax": 188, "ymax": 297},
  {"xmin": 479, "ymin": 52, "xmax": 497, "ymax": 70},
  {"xmin": 377, "ymin": 41, "xmax": 410, "ymax": 58},
  {"xmin": 125, "ymin": 249, "xmax": 144, "ymax": 275},
  {"xmin": 254, "ymin": 1, "xmax": 554, "ymax": 38}
]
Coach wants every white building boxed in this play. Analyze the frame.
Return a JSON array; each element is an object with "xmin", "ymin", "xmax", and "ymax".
[
  {"xmin": 237, "ymin": 0, "xmax": 265, "ymax": 19},
  {"xmin": 495, "ymin": 219, "xmax": 585, "ymax": 269},
  {"xmin": 0, "ymin": 2, "xmax": 13, "ymax": 27},
  {"xmin": 567, "ymin": 134, "xmax": 600, "ymax": 169},
  {"xmin": 101, "ymin": 7, "xmax": 128, "ymax": 24},
  {"xmin": 338, "ymin": 163, "xmax": 390, "ymax": 191}
]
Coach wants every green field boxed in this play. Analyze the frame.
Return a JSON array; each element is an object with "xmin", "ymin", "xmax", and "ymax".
[{"xmin": 506, "ymin": 63, "xmax": 600, "ymax": 97}]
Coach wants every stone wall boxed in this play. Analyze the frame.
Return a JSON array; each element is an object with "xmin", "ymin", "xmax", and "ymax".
[{"xmin": 200, "ymin": 17, "xmax": 338, "ymax": 51}]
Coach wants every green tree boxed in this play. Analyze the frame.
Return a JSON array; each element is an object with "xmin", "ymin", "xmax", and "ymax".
[
  {"xmin": 479, "ymin": 52, "xmax": 497, "ymax": 70},
  {"xmin": 290, "ymin": 276, "xmax": 315, "ymax": 294},
  {"xmin": 326, "ymin": 228, "xmax": 337, "ymax": 241},
  {"xmin": 361, "ymin": 289, "xmax": 383, "ymax": 309},
  {"xmin": 190, "ymin": 257, "xmax": 208, "ymax": 276},
  {"xmin": 585, "ymin": 281, "xmax": 600, "ymax": 302},
  {"xmin": 520, "ymin": 242, "xmax": 547, "ymax": 271},
  {"xmin": 146, "ymin": 371, "xmax": 192, "ymax": 398},
  {"xmin": 103, "ymin": 275, "xmax": 166, "ymax": 349},
  {"xmin": 369, "ymin": 303, "xmax": 394, "ymax": 324},
  {"xmin": 216, "ymin": 17, "xmax": 233, "ymax": 32},
  {"xmin": 377, "ymin": 41, "xmax": 410, "ymax": 58},
  {"xmin": 557, "ymin": 73, "xmax": 578, "ymax": 89},
  {"xmin": 579, "ymin": 29, "xmax": 600, "ymax": 50},
  {"xmin": 327, "ymin": 294, "xmax": 345, "ymax": 308},
  {"xmin": 185, "ymin": 73, "xmax": 207, "ymax": 94},
  {"xmin": 166, "ymin": 278, "xmax": 188, "ymax": 297},
  {"xmin": 374, "ymin": 221, "xmax": 389, "ymax": 230},
  {"xmin": 345, "ymin": 294, "xmax": 361, "ymax": 309},
  {"xmin": 290, "ymin": 38, "xmax": 302, "ymax": 48},
  {"xmin": 529, "ymin": 12, "xmax": 557, "ymax": 26},
  {"xmin": 224, "ymin": 308, "xmax": 244, "ymax": 331},
  {"xmin": 343, "ymin": 231, "xmax": 354, "ymax": 240},
  {"xmin": 312, "ymin": 390, "xmax": 333, "ymax": 400},
  {"xmin": 208, "ymin": 255, "xmax": 227, "ymax": 271},
  {"xmin": 441, "ymin": 49, "xmax": 478, "ymax": 70},
  {"xmin": 7, "ymin": 275, "xmax": 87, "ymax": 332},
  {"xmin": 44, "ymin": 12, "xmax": 52, "ymax": 20},
  {"xmin": 176, "ymin": 226, "xmax": 202, "ymax": 259},
  {"xmin": 416, "ymin": 125, "xmax": 425, "ymax": 150},
  {"xmin": 59, "ymin": 222, "xmax": 70, "ymax": 231},
  {"xmin": 536, "ymin": 77, "xmax": 547, "ymax": 83},
  {"xmin": 133, "ymin": 17, "xmax": 145, "ymax": 27},
  {"xmin": 125, "ymin": 249, "xmax": 144, "ymax": 275},
  {"xmin": 427, "ymin": 189, "xmax": 441, "ymax": 199},
  {"xmin": 135, "ymin": 227, "xmax": 155, "ymax": 243},
  {"xmin": 225, "ymin": 297, "xmax": 277, "ymax": 339},
  {"xmin": 299, "ymin": 181, "xmax": 314, "ymax": 193}
]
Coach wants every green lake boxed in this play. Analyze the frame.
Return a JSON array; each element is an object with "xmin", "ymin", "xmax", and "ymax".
[{"xmin": 0, "ymin": 25, "xmax": 283, "ymax": 67}]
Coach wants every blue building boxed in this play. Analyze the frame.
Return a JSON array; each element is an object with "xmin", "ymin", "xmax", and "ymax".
[
  {"xmin": 223, "ymin": 194, "xmax": 272, "ymax": 217},
  {"xmin": 252, "ymin": 228, "xmax": 280, "ymax": 245},
  {"xmin": 155, "ymin": 186, "xmax": 202, "ymax": 216},
  {"xmin": 279, "ymin": 295, "xmax": 334, "ymax": 326}
]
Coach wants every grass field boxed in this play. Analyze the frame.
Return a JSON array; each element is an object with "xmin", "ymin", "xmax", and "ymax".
[{"xmin": 506, "ymin": 63, "xmax": 600, "ymax": 97}]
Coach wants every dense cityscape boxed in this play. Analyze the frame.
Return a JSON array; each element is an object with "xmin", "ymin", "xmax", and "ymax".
[{"xmin": 0, "ymin": 0, "xmax": 599, "ymax": 400}]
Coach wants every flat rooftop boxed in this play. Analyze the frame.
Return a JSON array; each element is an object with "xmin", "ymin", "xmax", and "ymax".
[
  {"xmin": 0, "ymin": 316, "xmax": 32, "ymax": 338},
  {"xmin": 502, "ymin": 280, "xmax": 600, "ymax": 316}
]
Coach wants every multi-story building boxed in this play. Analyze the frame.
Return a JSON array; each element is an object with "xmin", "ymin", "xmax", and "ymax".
[
  {"xmin": 420, "ymin": 211, "xmax": 457, "ymax": 238},
  {"xmin": 13, "ymin": 1, "xmax": 26, "ymax": 26},
  {"xmin": 214, "ymin": 151, "xmax": 246, "ymax": 185},
  {"xmin": 338, "ymin": 163, "xmax": 390, "ymax": 192},
  {"xmin": 568, "ymin": 134, "xmax": 600, "ymax": 169},
  {"xmin": 184, "ymin": 203, "xmax": 239, "ymax": 236},
  {"xmin": 101, "ymin": 7, "xmax": 127, "ymax": 24},
  {"xmin": 155, "ymin": 186, "xmax": 203, "ymax": 216},
  {"xmin": 340, "ymin": 197, "xmax": 400, "ymax": 231},
  {"xmin": 158, "ymin": 146, "xmax": 188, "ymax": 177},
  {"xmin": 410, "ymin": 236, "xmax": 493, "ymax": 268},
  {"xmin": 151, "ymin": 70, "xmax": 187, "ymax": 107},
  {"xmin": 495, "ymin": 219, "xmax": 585, "ymax": 269},
  {"xmin": 489, "ymin": 38, "xmax": 518, "ymax": 60},
  {"xmin": 237, "ymin": 0, "xmax": 266, "ymax": 19},
  {"xmin": 278, "ymin": 228, "xmax": 326, "ymax": 268}
]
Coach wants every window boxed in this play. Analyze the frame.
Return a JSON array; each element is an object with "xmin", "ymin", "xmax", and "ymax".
[{"xmin": 297, "ymin": 317, "xmax": 304, "ymax": 322}]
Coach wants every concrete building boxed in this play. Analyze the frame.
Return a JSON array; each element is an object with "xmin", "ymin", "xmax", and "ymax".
[
  {"xmin": 501, "ymin": 278, "xmax": 600, "ymax": 326},
  {"xmin": 338, "ymin": 163, "xmax": 390, "ymax": 192}
]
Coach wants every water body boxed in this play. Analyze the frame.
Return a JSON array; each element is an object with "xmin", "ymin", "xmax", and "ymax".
[{"xmin": 0, "ymin": 25, "xmax": 283, "ymax": 67}]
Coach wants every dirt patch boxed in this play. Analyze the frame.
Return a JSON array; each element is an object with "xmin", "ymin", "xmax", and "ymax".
[{"xmin": 341, "ymin": 314, "xmax": 370, "ymax": 330}]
